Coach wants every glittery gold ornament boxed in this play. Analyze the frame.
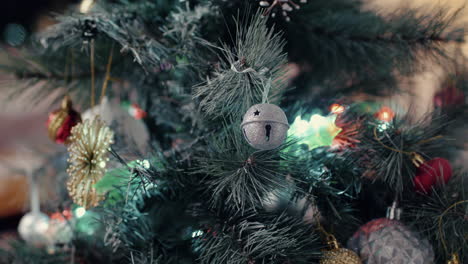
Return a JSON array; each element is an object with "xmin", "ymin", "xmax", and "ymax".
[
  {"xmin": 67, "ymin": 116, "xmax": 114, "ymax": 209},
  {"xmin": 320, "ymin": 235, "xmax": 362, "ymax": 264},
  {"xmin": 321, "ymin": 248, "xmax": 362, "ymax": 264},
  {"xmin": 447, "ymin": 253, "xmax": 460, "ymax": 264}
]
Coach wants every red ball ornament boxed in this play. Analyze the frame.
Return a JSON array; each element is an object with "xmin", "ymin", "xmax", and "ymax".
[
  {"xmin": 433, "ymin": 83, "xmax": 464, "ymax": 108},
  {"xmin": 47, "ymin": 95, "xmax": 82, "ymax": 144},
  {"xmin": 129, "ymin": 103, "xmax": 147, "ymax": 120},
  {"xmin": 413, "ymin": 158, "xmax": 452, "ymax": 194}
]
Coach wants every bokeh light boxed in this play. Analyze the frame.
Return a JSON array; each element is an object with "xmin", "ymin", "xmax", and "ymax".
[{"xmin": 3, "ymin": 23, "xmax": 27, "ymax": 46}]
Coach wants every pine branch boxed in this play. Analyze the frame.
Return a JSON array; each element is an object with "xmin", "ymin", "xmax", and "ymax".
[
  {"xmin": 193, "ymin": 12, "xmax": 288, "ymax": 120},
  {"xmin": 36, "ymin": 7, "xmax": 168, "ymax": 70},
  {"xmin": 285, "ymin": 1, "xmax": 465, "ymax": 97},
  {"xmin": 359, "ymin": 110, "xmax": 451, "ymax": 195},
  {"xmin": 404, "ymin": 172, "xmax": 468, "ymax": 263},
  {"xmin": 193, "ymin": 207, "xmax": 320, "ymax": 264},
  {"xmin": 192, "ymin": 128, "xmax": 295, "ymax": 212},
  {"xmin": 288, "ymin": 147, "xmax": 362, "ymax": 240}
]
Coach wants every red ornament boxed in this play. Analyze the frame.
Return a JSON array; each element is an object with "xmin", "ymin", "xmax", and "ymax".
[
  {"xmin": 413, "ymin": 158, "xmax": 452, "ymax": 194},
  {"xmin": 50, "ymin": 209, "xmax": 73, "ymax": 221},
  {"xmin": 375, "ymin": 106, "xmax": 395, "ymax": 122},
  {"xmin": 434, "ymin": 81, "xmax": 465, "ymax": 108},
  {"xmin": 47, "ymin": 95, "xmax": 82, "ymax": 144},
  {"xmin": 129, "ymin": 103, "xmax": 147, "ymax": 120}
]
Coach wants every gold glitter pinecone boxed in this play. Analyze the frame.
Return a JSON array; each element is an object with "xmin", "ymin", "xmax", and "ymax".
[
  {"xmin": 448, "ymin": 253, "xmax": 460, "ymax": 264},
  {"xmin": 320, "ymin": 248, "xmax": 362, "ymax": 264},
  {"xmin": 66, "ymin": 116, "xmax": 114, "ymax": 209}
]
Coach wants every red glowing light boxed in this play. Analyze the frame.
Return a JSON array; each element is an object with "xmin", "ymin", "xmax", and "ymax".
[
  {"xmin": 50, "ymin": 209, "xmax": 73, "ymax": 221},
  {"xmin": 375, "ymin": 106, "xmax": 395, "ymax": 122}
]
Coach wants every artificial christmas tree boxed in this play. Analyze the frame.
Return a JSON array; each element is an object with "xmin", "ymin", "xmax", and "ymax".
[{"xmin": 0, "ymin": 0, "xmax": 467, "ymax": 263}]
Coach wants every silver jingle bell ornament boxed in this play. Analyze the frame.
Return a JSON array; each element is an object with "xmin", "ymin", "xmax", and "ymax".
[{"xmin": 241, "ymin": 103, "xmax": 289, "ymax": 150}]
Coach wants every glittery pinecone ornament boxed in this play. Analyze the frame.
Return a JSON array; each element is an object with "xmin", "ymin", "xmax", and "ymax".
[
  {"xmin": 67, "ymin": 116, "xmax": 114, "ymax": 209},
  {"xmin": 320, "ymin": 234, "xmax": 362, "ymax": 264},
  {"xmin": 47, "ymin": 95, "xmax": 81, "ymax": 144},
  {"xmin": 347, "ymin": 218, "xmax": 434, "ymax": 264}
]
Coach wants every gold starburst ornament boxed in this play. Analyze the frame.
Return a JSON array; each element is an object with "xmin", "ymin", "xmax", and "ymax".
[{"xmin": 67, "ymin": 116, "xmax": 114, "ymax": 209}]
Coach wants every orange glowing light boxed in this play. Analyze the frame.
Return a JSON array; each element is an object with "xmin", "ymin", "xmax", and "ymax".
[
  {"xmin": 50, "ymin": 209, "xmax": 73, "ymax": 221},
  {"xmin": 330, "ymin": 103, "xmax": 345, "ymax": 114},
  {"xmin": 376, "ymin": 106, "xmax": 395, "ymax": 122}
]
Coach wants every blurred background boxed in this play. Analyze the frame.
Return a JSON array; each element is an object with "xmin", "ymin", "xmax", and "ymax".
[
  {"xmin": 0, "ymin": 0, "xmax": 467, "ymax": 248},
  {"xmin": 0, "ymin": 0, "xmax": 80, "ymax": 36}
]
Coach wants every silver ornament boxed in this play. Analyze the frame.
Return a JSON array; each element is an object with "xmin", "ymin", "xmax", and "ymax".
[
  {"xmin": 45, "ymin": 218, "xmax": 73, "ymax": 253},
  {"xmin": 241, "ymin": 103, "xmax": 289, "ymax": 150},
  {"xmin": 347, "ymin": 218, "xmax": 434, "ymax": 264},
  {"xmin": 48, "ymin": 218, "xmax": 73, "ymax": 245},
  {"xmin": 18, "ymin": 212, "xmax": 50, "ymax": 246}
]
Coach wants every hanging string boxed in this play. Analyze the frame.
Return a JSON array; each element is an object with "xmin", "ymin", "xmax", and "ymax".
[
  {"xmin": 100, "ymin": 43, "xmax": 115, "ymax": 104},
  {"xmin": 90, "ymin": 39, "xmax": 96, "ymax": 107},
  {"xmin": 373, "ymin": 126, "xmax": 443, "ymax": 167},
  {"xmin": 415, "ymin": 135, "xmax": 443, "ymax": 146},
  {"xmin": 71, "ymin": 49, "xmax": 75, "ymax": 84},
  {"xmin": 64, "ymin": 49, "xmax": 70, "ymax": 84},
  {"xmin": 438, "ymin": 200, "xmax": 467, "ymax": 262},
  {"xmin": 230, "ymin": 58, "xmax": 269, "ymax": 75},
  {"xmin": 63, "ymin": 48, "xmax": 75, "ymax": 93},
  {"xmin": 27, "ymin": 169, "xmax": 40, "ymax": 214},
  {"xmin": 261, "ymin": 78, "xmax": 271, "ymax": 104},
  {"xmin": 229, "ymin": 58, "xmax": 270, "ymax": 104},
  {"xmin": 314, "ymin": 213, "xmax": 340, "ymax": 249}
]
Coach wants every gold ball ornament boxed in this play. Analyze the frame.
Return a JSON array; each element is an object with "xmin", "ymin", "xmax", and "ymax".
[
  {"xmin": 447, "ymin": 253, "xmax": 460, "ymax": 264},
  {"xmin": 66, "ymin": 116, "xmax": 114, "ymax": 209},
  {"xmin": 320, "ymin": 248, "xmax": 362, "ymax": 264},
  {"xmin": 320, "ymin": 234, "xmax": 362, "ymax": 264}
]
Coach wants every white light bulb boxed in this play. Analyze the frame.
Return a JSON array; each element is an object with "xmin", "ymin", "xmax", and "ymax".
[
  {"xmin": 191, "ymin": 230, "xmax": 203, "ymax": 238},
  {"xmin": 75, "ymin": 207, "xmax": 86, "ymax": 218},
  {"xmin": 80, "ymin": 0, "xmax": 94, "ymax": 13},
  {"xmin": 310, "ymin": 114, "xmax": 329, "ymax": 129}
]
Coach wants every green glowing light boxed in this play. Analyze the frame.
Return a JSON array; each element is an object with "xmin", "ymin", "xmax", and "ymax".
[{"xmin": 289, "ymin": 114, "xmax": 342, "ymax": 150}]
